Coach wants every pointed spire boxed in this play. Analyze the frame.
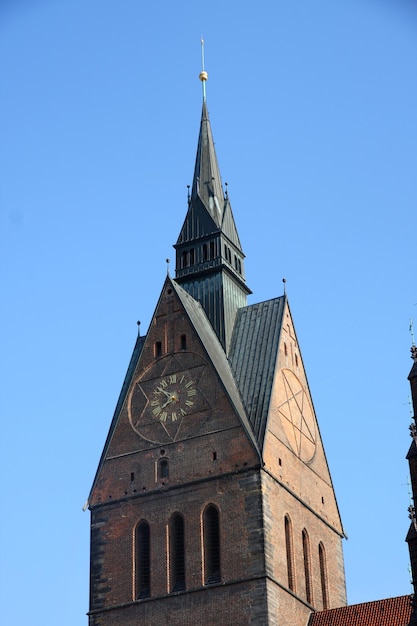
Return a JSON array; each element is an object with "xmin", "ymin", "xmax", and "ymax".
[
  {"xmin": 174, "ymin": 56, "xmax": 251, "ymax": 352},
  {"xmin": 191, "ymin": 102, "xmax": 224, "ymax": 227}
]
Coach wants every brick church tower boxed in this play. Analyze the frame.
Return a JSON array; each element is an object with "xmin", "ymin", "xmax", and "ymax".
[{"xmin": 86, "ymin": 70, "xmax": 347, "ymax": 626}]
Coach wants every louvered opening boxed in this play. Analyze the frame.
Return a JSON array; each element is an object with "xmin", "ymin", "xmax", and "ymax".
[
  {"xmin": 285, "ymin": 515, "xmax": 295, "ymax": 592},
  {"xmin": 169, "ymin": 514, "xmax": 185, "ymax": 592},
  {"xmin": 302, "ymin": 529, "xmax": 312, "ymax": 604},
  {"xmin": 319, "ymin": 542, "xmax": 328, "ymax": 610},
  {"xmin": 203, "ymin": 505, "xmax": 221, "ymax": 584},
  {"xmin": 135, "ymin": 521, "xmax": 150, "ymax": 599}
]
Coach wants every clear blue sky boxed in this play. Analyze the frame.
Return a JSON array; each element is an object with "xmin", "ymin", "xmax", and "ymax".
[{"xmin": 1, "ymin": 1, "xmax": 416, "ymax": 624}]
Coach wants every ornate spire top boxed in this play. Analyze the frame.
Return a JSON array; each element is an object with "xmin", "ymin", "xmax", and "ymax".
[
  {"xmin": 199, "ymin": 38, "xmax": 208, "ymax": 102},
  {"xmin": 411, "ymin": 345, "xmax": 417, "ymax": 362}
]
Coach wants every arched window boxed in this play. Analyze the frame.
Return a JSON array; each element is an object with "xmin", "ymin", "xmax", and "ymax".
[
  {"xmin": 284, "ymin": 515, "xmax": 295, "ymax": 592},
  {"xmin": 135, "ymin": 521, "xmax": 150, "ymax": 599},
  {"xmin": 302, "ymin": 529, "xmax": 312, "ymax": 604},
  {"xmin": 190, "ymin": 248, "xmax": 195, "ymax": 265},
  {"xmin": 203, "ymin": 244, "xmax": 208, "ymax": 261},
  {"xmin": 158, "ymin": 458, "xmax": 169, "ymax": 480},
  {"xmin": 319, "ymin": 542, "xmax": 328, "ymax": 610},
  {"xmin": 180, "ymin": 334, "xmax": 187, "ymax": 350},
  {"xmin": 209, "ymin": 241, "xmax": 215, "ymax": 259},
  {"xmin": 169, "ymin": 514, "xmax": 185, "ymax": 592},
  {"xmin": 203, "ymin": 505, "xmax": 220, "ymax": 584}
]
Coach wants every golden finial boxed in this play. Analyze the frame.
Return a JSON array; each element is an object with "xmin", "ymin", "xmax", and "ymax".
[{"xmin": 199, "ymin": 38, "xmax": 208, "ymax": 102}]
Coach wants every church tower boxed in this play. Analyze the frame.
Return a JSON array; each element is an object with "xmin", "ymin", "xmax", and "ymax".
[{"xmin": 87, "ymin": 67, "xmax": 346, "ymax": 626}]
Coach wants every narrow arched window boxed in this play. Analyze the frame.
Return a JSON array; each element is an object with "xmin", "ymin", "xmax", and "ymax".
[
  {"xmin": 135, "ymin": 521, "xmax": 150, "ymax": 599},
  {"xmin": 319, "ymin": 542, "xmax": 328, "ymax": 610},
  {"xmin": 180, "ymin": 334, "xmax": 187, "ymax": 350},
  {"xmin": 284, "ymin": 515, "xmax": 295, "ymax": 592},
  {"xmin": 302, "ymin": 529, "xmax": 312, "ymax": 604},
  {"xmin": 203, "ymin": 244, "xmax": 208, "ymax": 261},
  {"xmin": 203, "ymin": 505, "xmax": 220, "ymax": 584},
  {"xmin": 169, "ymin": 514, "xmax": 185, "ymax": 592},
  {"xmin": 209, "ymin": 241, "xmax": 215, "ymax": 259},
  {"xmin": 158, "ymin": 458, "xmax": 169, "ymax": 480},
  {"xmin": 190, "ymin": 248, "xmax": 195, "ymax": 265}
]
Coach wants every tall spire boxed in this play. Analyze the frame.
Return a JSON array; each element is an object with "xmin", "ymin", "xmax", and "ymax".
[
  {"xmin": 190, "ymin": 101, "xmax": 224, "ymax": 227},
  {"xmin": 174, "ymin": 51, "xmax": 251, "ymax": 352}
]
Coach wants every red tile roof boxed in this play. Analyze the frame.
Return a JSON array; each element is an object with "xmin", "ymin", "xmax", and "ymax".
[{"xmin": 308, "ymin": 595, "xmax": 413, "ymax": 626}]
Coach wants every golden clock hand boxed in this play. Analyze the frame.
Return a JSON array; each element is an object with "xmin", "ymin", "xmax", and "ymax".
[
  {"xmin": 157, "ymin": 386, "xmax": 171, "ymax": 399},
  {"xmin": 161, "ymin": 396, "xmax": 174, "ymax": 409}
]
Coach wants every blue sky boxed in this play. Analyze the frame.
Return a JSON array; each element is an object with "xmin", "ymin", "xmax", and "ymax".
[{"xmin": 1, "ymin": 1, "xmax": 416, "ymax": 624}]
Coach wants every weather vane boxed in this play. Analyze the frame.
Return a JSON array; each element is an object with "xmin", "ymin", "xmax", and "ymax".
[{"xmin": 199, "ymin": 37, "xmax": 208, "ymax": 102}]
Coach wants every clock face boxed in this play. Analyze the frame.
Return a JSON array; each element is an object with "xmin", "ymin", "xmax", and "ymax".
[
  {"xmin": 277, "ymin": 368, "xmax": 316, "ymax": 462},
  {"xmin": 148, "ymin": 372, "xmax": 197, "ymax": 424},
  {"xmin": 128, "ymin": 352, "xmax": 215, "ymax": 444}
]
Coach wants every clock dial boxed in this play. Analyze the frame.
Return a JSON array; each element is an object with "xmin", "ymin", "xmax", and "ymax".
[
  {"xmin": 149, "ymin": 373, "xmax": 197, "ymax": 423},
  {"xmin": 128, "ymin": 352, "xmax": 215, "ymax": 444},
  {"xmin": 277, "ymin": 368, "xmax": 316, "ymax": 462}
]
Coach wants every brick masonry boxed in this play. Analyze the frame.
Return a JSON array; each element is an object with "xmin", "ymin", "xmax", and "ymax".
[{"xmin": 88, "ymin": 280, "xmax": 346, "ymax": 624}]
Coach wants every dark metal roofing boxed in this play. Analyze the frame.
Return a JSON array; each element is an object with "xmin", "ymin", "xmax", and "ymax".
[
  {"xmin": 229, "ymin": 296, "xmax": 286, "ymax": 448},
  {"xmin": 221, "ymin": 197, "xmax": 243, "ymax": 251},
  {"xmin": 176, "ymin": 102, "xmax": 243, "ymax": 253},
  {"xmin": 175, "ymin": 100, "xmax": 250, "ymax": 353},
  {"xmin": 190, "ymin": 101, "xmax": 224, "ymax": 226},
  {"xmin": 407, "ymin": 439, "xmax": 417, "ymax": 460}
]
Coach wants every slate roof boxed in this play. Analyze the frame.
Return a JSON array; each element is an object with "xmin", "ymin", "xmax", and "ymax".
[
  {"xmin": 307, "ymin": 596, "xmax": 414, "ymax": 626},
  {"xmin": 229, "ymin": 296, "xmax": 286, "ymax": 448}
]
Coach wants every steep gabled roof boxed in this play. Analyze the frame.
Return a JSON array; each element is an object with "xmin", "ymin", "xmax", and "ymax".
[
  {"xmin": 171, "ymin": 278, "xmax": 261, "ymax": 457},
  {"xmin": 229, "ymin": 296, "xmax": 286, "ymax": 447},
  {"xmin": 307, "ymin": 596, "xmax": 413, "ymax": 626},
  {"xmin": 85, "ymin": 332, "xmax": 145, "ymax": 508}
]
